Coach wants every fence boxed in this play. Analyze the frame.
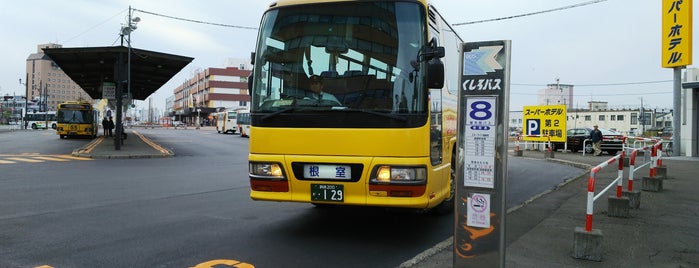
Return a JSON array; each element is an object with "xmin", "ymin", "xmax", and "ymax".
[
  {"xmin": 516, "ymin": 134, "xmax": 552, "ymax": 157},
  {"xmin": 574, "ymin": 138, "xmax": 667, "ymax": 261},
  {"xmin": 583, "ymin": 152, "xmax": 625, "ymax": 232}
]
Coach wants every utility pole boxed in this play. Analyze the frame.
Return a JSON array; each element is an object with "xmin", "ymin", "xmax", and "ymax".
[
  {"xmin": 640, "ymin": 97, "xmax": 645, "ymax": 136},
  {"xmin": 44, "ymin": 82, "xmax": 48, "ymax": 129}
]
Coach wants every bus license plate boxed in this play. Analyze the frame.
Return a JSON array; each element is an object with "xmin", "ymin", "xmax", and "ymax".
[{"xmin": 311, "ymin": 184, "xmax": 344, "ymax": 202}]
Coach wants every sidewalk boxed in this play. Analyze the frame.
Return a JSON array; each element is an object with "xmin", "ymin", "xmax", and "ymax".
[
  {"xmin": 71, "ymin": 129, "xmax": 173, "ymax": 159},
  {"xmin": 0, "ymin": 124, "xmax": 25, "ymax": 133},
  {"xmin": 403, "ymin": 150, "xmax": 699, "ymax": 267}
]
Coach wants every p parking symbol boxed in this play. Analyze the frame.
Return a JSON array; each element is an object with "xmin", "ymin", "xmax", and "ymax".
[{"xmin": 526, "ymin": 119, "xmax": 540, "ymax": 136}]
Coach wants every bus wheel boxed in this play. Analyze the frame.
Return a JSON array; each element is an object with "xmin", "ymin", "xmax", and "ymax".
[
  {"xmin": 59, "ymin": 135, "xmax": 65, "ymax": 139},
  {"xmin": 432, "ymin": 155, "xmax": 456, "ymax": 215},
  {"xmin": 32, "ymin": 124, "xmax": 37, "ymax": 129}
]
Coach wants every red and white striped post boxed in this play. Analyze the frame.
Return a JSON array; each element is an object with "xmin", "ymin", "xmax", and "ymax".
[
  {"xmin": 628, "ymin": 149, "xmax": 639, "ymax": 192},
  {"xmin": 656, "ymin": 142, "xmax": 663, "ymax": 167},
  {"xmin": 585, "ymin": 167, "xmax": 598, "ymax": 232},
  {"xmin": 649, "ymin": 144, "xmax": 657, "ymax": 178},
  {"xmin": 615, "ymin": 150, "xmax": 625, "ymax": 198}
]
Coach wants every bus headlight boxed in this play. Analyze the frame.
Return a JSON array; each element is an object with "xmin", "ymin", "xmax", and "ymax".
[
  {"xmin": 371, "ymin": 165, "xmax": 426, "ymax": 184},
  {"xmin": 249, "ymin": 162, "xmax": 285, "ymax": 179}
]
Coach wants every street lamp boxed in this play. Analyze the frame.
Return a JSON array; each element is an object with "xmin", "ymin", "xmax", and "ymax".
[
  {"xmin": 19, "ymin": 76, "xmax": 28, "ymax": 129},
  {"xmin": 196, "ymin": 108, "xmax": 201, "ymax": 129},
  {"xmin": 116, "ymin": 6, "xmax": 140, "ymax": 149}
]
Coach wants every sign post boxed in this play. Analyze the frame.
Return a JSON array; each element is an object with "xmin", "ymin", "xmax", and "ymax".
[
  {"xmin": 661, "ymin": 0, "xmax": 692, "ymax": 156},
  {"xmin": 455, "ymin": 40, "xmax": 511, "ymax": 267}
]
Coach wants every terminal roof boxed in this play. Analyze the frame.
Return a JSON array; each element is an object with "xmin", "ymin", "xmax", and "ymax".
[{"xmin": 43, "ymin": 46, "xmax": 193, "ymax": 100}]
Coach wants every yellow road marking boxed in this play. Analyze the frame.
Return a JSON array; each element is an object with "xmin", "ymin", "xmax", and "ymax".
[
  {"xmin": 32, "ymin": 156, "xmax": 70, "ymax": 162},
  {"xmin": 133, "ymin": 131, "xmax": 172, "ymax": 155},
  {"xmin": 5, "ymin": 157, "xmax": 44, "ymax": 163},
  {"xmin": 54, "ymin": 155, "xmax": 93, "ymax": 161},
  {"xmin": 191, "ymin": 259, "xmax": 254, "ymax": 268},
  {"xmin": 35, "ymin": 265, "xmax": 53, "ymax": 268},
  {"xmin": 0, "ymin": 160, "xmax": 16, "ymax": 164}
]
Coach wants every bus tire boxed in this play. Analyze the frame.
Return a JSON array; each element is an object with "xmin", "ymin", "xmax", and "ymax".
[
  {"xmin": 432, "ymin": 152, "xmax": 456, "ymax": 215},
  {"xmin": 31, "ymin": 124, "xmax": 37, "ymax": 129}
]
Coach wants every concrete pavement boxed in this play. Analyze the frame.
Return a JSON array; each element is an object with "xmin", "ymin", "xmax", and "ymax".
[
  {"xmin": 402, "ymin": 149, "xmax": 699, "ymax": 267},
  {"xmin": 71, "ymin": 128, "xmax": 173, "ymax": 159}
]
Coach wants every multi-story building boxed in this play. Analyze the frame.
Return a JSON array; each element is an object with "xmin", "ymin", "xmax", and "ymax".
[
  {"xmin": 25, "ymin": 43, "xmax": 93, "ymax": 112},
  {"xmin": 169, "ymin": 66, "xmax": 252, "ymax": 125},
  {"xmin": 538, "ymin": 81, "xmax": 574, "ymax": 107}
]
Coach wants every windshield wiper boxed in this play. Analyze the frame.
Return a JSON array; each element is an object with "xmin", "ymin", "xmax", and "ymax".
[
  {"xmin": 340, "ymin": 108, "xmax": 407, "ymax": 122},
  {"xmin": 261, "ymin": 107, "xmax": 296, "ymax": 120}
]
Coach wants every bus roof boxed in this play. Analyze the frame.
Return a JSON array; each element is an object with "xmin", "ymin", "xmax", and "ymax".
[{"xmin": 268, "ymin": 0, "xmax": 427, "ymax": 8}]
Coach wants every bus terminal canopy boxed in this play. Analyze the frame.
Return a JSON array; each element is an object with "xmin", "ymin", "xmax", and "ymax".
[{"xmin": 43, "ymin": 46, "xmax": 193, "ymax": 100}]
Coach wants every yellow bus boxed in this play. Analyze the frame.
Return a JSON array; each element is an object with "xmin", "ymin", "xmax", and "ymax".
[
  {"xmin": 56, "ymin": 101, "xmax": 100, "ymax": 139},
  {"xmin": 247, "ymin": 0, "xmax": 462, "ymax": 213}
]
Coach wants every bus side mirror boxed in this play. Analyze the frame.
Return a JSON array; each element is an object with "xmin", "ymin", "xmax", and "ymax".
[
  {"xmin": 250, "ymin": 52, "xmax": 255, "ymax": 65},
  {"xmin": 248, "ymin": 74, "xmax": 253, "ymax": 95},
  {"xmin": 427, "ymin": 57, "xmax": 444, "ymax": 89}
]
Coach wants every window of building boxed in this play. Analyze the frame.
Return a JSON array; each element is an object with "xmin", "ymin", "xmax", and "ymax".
[
  {"xmin": 617, "ymin": 115, "xmax": 624, "ymax": 121},
  {"xmin": 610, "ymin": 115, "xmax": 616, "ymax": 121},
  {"xmin": 631, "ymin": 113, "xmax": 638, "ymax": 124},
  {"xmin": 599, "ymin": 115, "xmax": 605, "ymax": 121},
  {"xmin": 585, "ymin": 115, "xmax": 591, "ymax": 121}
]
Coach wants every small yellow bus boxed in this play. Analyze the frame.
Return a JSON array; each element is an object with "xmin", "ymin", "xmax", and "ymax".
[{"xmin": 56, "ymin": 101, "xmax": 100, "ymax": 139}]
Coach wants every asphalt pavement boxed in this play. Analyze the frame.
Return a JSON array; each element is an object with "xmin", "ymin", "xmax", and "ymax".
[
  {"xmin": 402, "ymin": 149, "xmax": 699, "ymax": 268},
  {"xmin": 4, "ymin": 124, "xmax": 697, "ymax": 267}
]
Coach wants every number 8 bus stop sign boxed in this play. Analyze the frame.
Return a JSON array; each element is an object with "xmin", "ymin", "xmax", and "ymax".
[{"xmin": 455, "ymin": 40, "xmax": 511, "ymax": 267}]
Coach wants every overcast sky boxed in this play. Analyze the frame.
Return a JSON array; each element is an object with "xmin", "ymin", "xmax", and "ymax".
[{"xmin": 0, "ymin": 0, "xmax": 694, "ymax": 113}]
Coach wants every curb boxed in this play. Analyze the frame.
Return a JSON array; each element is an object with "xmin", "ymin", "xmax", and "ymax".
[{"xmin": 400, "ymin": 153, "xmax": 592, "ymax": 268}]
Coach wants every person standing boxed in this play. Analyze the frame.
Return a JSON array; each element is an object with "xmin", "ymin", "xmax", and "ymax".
[
  {"xmin": 108, "ymin": 117, "xmax": 115, "ymax": 137},
  {"xmin": 102, "ymin": 117, "xmax": 109, "ymax": 136},
  {"xmin": 589, "ymin": 124, "xmax": 603, "ymax": 156}
]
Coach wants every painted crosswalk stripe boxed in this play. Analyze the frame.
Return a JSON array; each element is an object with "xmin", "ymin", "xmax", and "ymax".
[{"xmin": 5, "ymin": 157, "xmax": 44, "ymax": 163}]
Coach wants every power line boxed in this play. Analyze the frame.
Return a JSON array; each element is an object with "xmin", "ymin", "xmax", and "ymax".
[
  {"xmin": 62, "ymin": 8, "xmax": 128, "ymax": 45},
  {"xmin": 132, "ymin": 8, "xmax": 258, "ymax": 30},
  {"xmin": 513, "ymin": 80, "xmax": 673, "ymax": 87},
  {"xmin": 452, "ymin": 0, "xmax": 608, "ymax": 26}
]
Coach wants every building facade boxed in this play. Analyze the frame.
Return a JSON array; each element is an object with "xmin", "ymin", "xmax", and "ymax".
[
  {"xmin": 169, "ymin": 66, "xmax": 252, "ymax": 125},
  {"xmin": 1, "ymin": 95, "xmax": 27, "ymax": 124},
  {"xmin": 25, "ymin": 43, "xmax": 93, "ymax": 112},
  {"xmin": 538, "ymin": 82, "xmax": 574, "ymax": 107},
  {"xmin": 680, "ymin": 68, "xmax": 699, "ymax": 157},
  {"xmin": 509, "ymin": 105, "xmax": 672, "ymax": 137}
]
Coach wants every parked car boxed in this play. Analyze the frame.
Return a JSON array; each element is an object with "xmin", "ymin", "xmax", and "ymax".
[{"xmin": 551, "ymin": 127, "xmax": 625, "ymax": 155}]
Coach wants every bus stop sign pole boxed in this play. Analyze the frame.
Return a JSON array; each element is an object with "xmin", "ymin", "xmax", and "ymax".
[{"xmin": 455, "ymin": 40, "xmax": 511, "ymax": 267}]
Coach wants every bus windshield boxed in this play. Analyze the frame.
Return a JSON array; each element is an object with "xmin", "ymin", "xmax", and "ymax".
[
  {"xmin": 57, "ymin": 110, "xmax": 94, "ymax": 124},
  {"xmin": 251, "ymin": 1, "xmax": 428, "ymax": 128}
]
